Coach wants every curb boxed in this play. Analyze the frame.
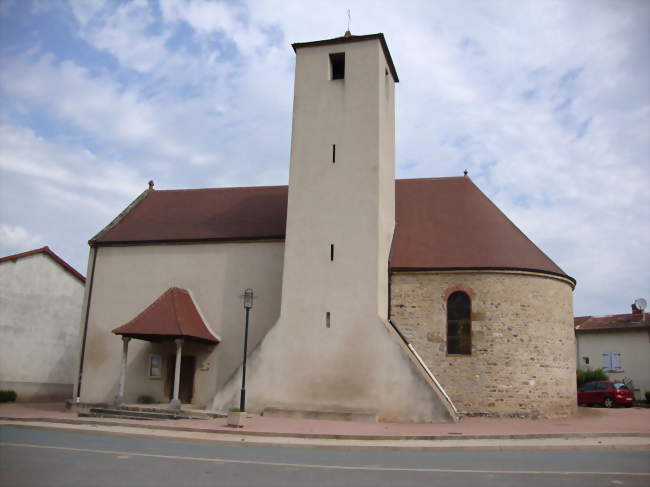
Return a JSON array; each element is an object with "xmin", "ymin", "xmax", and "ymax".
[
  {"xmin": 2, "ymin": 416, "xmax": 650, "ymax": 442},
  {"xmin": 3, "ymin": 420, "xmax": 650, "ymax": 453}
]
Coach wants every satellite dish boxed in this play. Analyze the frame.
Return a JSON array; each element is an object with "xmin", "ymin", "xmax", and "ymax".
[{"xmin": 634, "ymin": 298, "xmax": 647, "ymax": 311}]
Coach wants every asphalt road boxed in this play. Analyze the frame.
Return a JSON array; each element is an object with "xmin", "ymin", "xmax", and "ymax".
[{"xmin": 1, "ymin": 426, "xmax": 649, "ymax": 487}]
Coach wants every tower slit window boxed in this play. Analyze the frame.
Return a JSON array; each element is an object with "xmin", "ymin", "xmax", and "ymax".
[
  {"xmin": 326, "ymin": 311, "xmax": 331, "ymax": 328},
  {"xmin": 332, "ymin": 144, "xmax": 336, "ymax": 163},
  {"xmin": 447, "ymin": 291, "xmax": 471, "ymax": 355},
  {"xmin": 330, "ymin": 244, "xmax": 334, "ymax": 261},
  {"xmin": 330, "ymin": 53, "xmax": 345, "ymax": 80}
]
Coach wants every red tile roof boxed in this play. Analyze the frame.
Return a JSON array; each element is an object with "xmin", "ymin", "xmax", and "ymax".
[
  {"xmin": 0, "ymin": 246, "xmax": 85, "ymax": 283},
  {"xmin": 390, "ymin": 178, "xmax": 569, "ymax": 280},
  {"xmin": 94, "ymin": 185, "xmax": 287, "ymax": 244},
  {"xmin": 112, "ymin": 287, "xmax": 220, "ymax": 344},
  {"xmin": 574, "ymin": 313, "xmax": 649, "ymax": 332},
  {"xmin": 92, "ymin": 177, "xmax": 573, "ymax": 284}
]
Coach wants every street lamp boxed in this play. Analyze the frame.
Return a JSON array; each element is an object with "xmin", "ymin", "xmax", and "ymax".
[{"xmin": 240, "ymin": 288, "xmax": 254, "ymax": 411}]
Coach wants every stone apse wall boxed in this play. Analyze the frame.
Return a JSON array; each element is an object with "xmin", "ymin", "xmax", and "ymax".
[{"xmin": 391, "ymin": 271, "xmax": 576, "ymax": 418}]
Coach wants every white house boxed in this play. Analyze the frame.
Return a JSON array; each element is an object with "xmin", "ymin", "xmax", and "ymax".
[
  {"xmin": 0, "ymin": 246, "xmax": 85, "ymax": 401},
  {"xmin": 575, "ymin": 304, "xmax": 650, "ymax": 400}
]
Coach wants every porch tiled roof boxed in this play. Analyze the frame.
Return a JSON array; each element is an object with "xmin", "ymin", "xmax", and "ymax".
[{"xmin": 112, "ymin": 287, "xmax": 220, "ymax": 344}]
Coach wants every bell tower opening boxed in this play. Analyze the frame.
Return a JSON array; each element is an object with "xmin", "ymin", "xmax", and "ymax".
[{"xmin": 330, "ymin": 52, "xmax": 345, "ymax": 79}]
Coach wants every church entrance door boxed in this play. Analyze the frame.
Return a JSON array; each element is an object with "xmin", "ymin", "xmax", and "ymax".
[{"xmin": 165, "ymin": 355, "xmax": 195, "ymax": 404}]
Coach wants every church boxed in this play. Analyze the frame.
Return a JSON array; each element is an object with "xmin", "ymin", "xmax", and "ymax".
[{"xmin": 74, "ymin": 32, "xmax": 577, "ymax": 422}]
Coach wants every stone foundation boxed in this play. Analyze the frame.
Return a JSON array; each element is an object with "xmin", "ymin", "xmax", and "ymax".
[{"xmin": 391, "ymin": 271, "xmax": 577, "ymax": 418}]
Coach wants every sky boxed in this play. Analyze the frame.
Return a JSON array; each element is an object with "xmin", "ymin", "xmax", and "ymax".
[{"xmin": 0, "ymin": 0, "xmax": 648, "ymax": 317}]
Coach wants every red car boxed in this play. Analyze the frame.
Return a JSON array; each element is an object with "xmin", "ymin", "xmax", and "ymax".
[{"xmin": 577, "ymin": 381, "xmax": 635, "ymax": 408}]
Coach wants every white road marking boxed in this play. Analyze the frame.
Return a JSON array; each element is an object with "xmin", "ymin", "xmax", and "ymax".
[{"xmin": 1, "ymin": 442, "xmax": 649, "ymax": 476}]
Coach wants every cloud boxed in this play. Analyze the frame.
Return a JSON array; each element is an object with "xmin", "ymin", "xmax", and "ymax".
[
  {"xmin": 0, "ymin": 119, "xmax": 146, "ymax": 272},
  {"xmin": 77, "ymin": 1, "xmax": 171, "ymax": 73},
  {"xmin": 0, "ymin": 122, "xmax": 142, "ymax": 201},
  {"xmin": 160, "ymin": 0, "xmax": 242, "ymax": 37},
  {"xmin": 0, "ymin": 0, "xmax": 647, "ymax": 315},
  {"xmin": 68, "ymin": 0, "xmax": 104, "ymax": 25},
  {"xmin": 0, "ymin": 224, "xmax": 43, "ymax": 252},
  {"xmin": 0, "ymin": 0, "xmax": 15, "ymax": 17},
  {"xmin": 1, "ymin": 53, "xmax": 157, "ymax": 142}
]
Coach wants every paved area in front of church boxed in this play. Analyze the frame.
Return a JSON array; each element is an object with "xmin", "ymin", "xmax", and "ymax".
[{"xmin": 1, "ymin": 402, "xmax": 649, "ymax": 447}]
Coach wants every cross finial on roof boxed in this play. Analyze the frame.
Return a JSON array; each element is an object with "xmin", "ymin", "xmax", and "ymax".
[
  {"xmin": 344, "ymin": 9, "xmax": 351, "ymax": 37},
  {"xmin": 148, "ymin": 180, "xmax": 154, "ymax": 190},
  {"xmin": 463, "ymin": 169, "xmax": 468, "ymax": 177}
]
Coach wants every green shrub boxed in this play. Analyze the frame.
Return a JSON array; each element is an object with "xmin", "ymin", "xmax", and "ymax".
[
  {"xmin": 0, "ymin": 390, "xmax": 17, "ymax": 402},
  {"xmin": 577, "ymin": 368, "xmax": 609, "ymax": 386},
  {"xmin": 229, "ymin": 407, "xmax": 242, "ymax": 413},
  {"xmin": 136, "ymin": 395, "xmax": 155, "ymax": 404}
]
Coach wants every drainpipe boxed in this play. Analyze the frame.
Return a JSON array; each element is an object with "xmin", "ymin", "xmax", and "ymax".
[
  {"xmin": 75, "ymin": 245, "xmax": 98, "ymax": 402},
  {"xmin": 575, "ymin": 329, "xmax": 580, "ymax": 370},
  {"xmin": 387, "ymin": 221, "xmax": 399, "ymax": 320}
]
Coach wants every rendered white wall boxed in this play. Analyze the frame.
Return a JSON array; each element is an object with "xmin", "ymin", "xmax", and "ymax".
[
  {"xmin": 0, "ymin": 253, "xmax": 84, "ymax": 401},
  {"xmin": 577, "ymin": 329, "xmax": 650, "ymax": 400},
  {"xmin": 78, "ymin": 242, "xmax": 284, "ymax": 406}
]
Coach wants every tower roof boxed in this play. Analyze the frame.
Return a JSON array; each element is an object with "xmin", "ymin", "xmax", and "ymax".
[
  {"xmin": 91, "ymin": 177, "xmax": 573, "ymax": 285},
  {"xmin": 292, "ymin": 33, "xmax": 399, "ymax": 82}
]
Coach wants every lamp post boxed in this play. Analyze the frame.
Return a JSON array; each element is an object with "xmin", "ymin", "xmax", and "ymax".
[{"xmin": 240, "ymin": 288, "xmax": 253, "ymax": 411}]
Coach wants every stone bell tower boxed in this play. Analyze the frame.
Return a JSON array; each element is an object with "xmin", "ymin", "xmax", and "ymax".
[{"xmin": 214, "ymin": 33, "xmax": 454, "ymax": 423}]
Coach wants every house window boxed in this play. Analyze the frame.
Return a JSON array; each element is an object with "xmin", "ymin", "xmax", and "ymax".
[
  {"xmin": 582, "ymin": 382, "xmax": 597, "ymax": 391},
  {"xmin": 602, "ymin": 352, "xmax": 622, "ymax": 372},
  {"xmin": 447, "ymin": 291, "xmax": 471, "ymax": 355},
  {"xmin": 330, "ymin": 53, "xmax": 345, "ymax": 80},
  {"xmin": 148, "ymin": 354, "xmax": 162, "ymax": 379}
]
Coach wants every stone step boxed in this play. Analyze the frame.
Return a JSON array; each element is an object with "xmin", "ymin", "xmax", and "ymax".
[
  {"xmin": 262, "ymin": 406, "xmax": 378, "ymax": 422},
  {"xmin": 79, "ymin": 412, "xmax": 154, "ymax": 420},
  {"xmin": 86, "ymin": 407, "xmax": 189, "ymax": 420},
  {"xmin": 119, "ymin": 405, "xmax": 224, "ymax": 419}
]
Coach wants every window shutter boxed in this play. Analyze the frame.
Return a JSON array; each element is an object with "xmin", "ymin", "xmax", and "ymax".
[
  {"xmin": 612, "ymin": 353, "xmax": 622, "ymax": 371},
  {"xmin": 602, "ymin": 352, "xmax": 612, "ymax": 371}
]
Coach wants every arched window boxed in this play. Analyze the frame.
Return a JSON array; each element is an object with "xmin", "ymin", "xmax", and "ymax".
[{"xmin": 447, "ymin": 291, "xmax": 471, "ymax": 355}]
